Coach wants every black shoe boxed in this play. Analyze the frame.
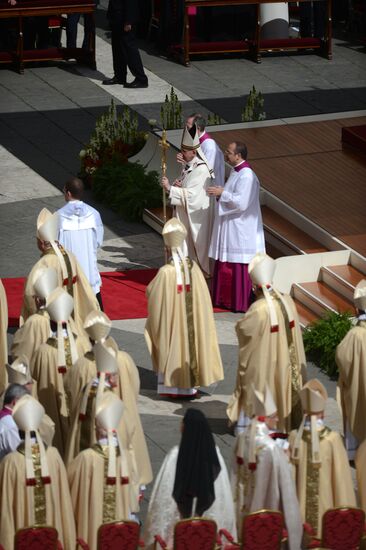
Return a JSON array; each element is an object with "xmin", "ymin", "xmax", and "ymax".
[
  {"xmin": 124, "ymin": 78, "xmax": 148, "ymax": 89},
  {"xmin": 102, "ymin": 76, "xmax": 125, "ymax": 85}
]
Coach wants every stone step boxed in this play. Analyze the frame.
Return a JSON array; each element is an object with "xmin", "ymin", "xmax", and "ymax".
[
  {"xmin": 293, "ymin": 280, "xmax": 355, "ymax": 318},
  {"xmin": 262, "ymin": 205, "xmax": 328, "ymax": 256},
  {"xmin": 320, "ymin": 264, "xmax": 365, "ymax": 301},
  {"xmin": 292, "ymin": 297, "xmax": 318, "ymax": 328}
]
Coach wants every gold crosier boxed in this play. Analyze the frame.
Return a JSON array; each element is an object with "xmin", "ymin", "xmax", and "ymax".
[{"xmin": 159, "ymin": 129, "xmax": 170, "ymax": 264}]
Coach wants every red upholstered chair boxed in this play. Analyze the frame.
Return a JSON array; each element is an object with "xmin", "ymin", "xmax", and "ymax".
[
  {"xmin": 154, "ymin": 517, "xmax": 218, "ymax": 549},
  {"xmin": 14, "ymin": 526, "xmax": 62, "ymax": 549},
  {"xmin": 219, "ymin": 510, "xmax": 286, "ymax": 550},
  {"xmin": 305, "ymin": 507, "xmax": 366, "ymax": 550},
  {"xmin": 77, "ymin": 520, "xmax": 144, "ymax": 549}
]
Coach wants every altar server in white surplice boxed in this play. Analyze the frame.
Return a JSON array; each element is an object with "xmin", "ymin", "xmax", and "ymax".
[
  {"xmin": 58, "ymin": 177, "xmax": 104, "ymax": 302},
  {"xmin": 208, "ymin": 141, "xmax": 265, "ymax": 313},
  {"xmin": 161, "ymin": 124, "xmax": 215, "ymax": 276}
]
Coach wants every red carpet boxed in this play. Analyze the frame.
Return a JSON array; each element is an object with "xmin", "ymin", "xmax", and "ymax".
[
  {"xmin": 3, "ymin": 270, "xmax": 226, "ymax": 327},
  {"xmin": 2, "ymin": 269, "xmax": 158, "ymax": 328}
]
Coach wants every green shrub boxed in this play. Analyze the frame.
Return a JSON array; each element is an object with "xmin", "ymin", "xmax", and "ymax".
[
  {"xmin": 92, "ymin": 158, "xmax": 162, "ymax": 222},
  {"xmin": 302, "ymin": 310, "xmax": 353, "ymax": 378},
  {"xmin": 79, "ymin": 99, "xmax": 147, "ymax": 177},
  {"xmin": 241, "ymin": 85, "xmax": 266, "ymax": 122}
]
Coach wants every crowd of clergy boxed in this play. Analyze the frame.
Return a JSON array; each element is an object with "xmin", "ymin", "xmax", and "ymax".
[{"xmin": 0, "ymin": 117, "xmax": 366, "ymax": 550}]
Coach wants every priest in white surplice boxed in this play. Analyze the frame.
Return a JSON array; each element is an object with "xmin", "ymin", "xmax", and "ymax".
[
  {"xmin": 58, "ymin": 177, "xmax": 104, "ymax": 304},
  {"xmin": 208, "ymin": 141, "xmax": 265, "ymax": 312},
  {"xmin": 161, "ymin": 124, "xmax": 215, "ymax": 276}
]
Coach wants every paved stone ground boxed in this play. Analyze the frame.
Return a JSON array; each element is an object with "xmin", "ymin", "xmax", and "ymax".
[{"xmin": 1, "ymin": 12, "xmax": 364, "ymax": 520}]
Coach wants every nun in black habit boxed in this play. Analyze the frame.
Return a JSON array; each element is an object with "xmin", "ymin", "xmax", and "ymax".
[{"xmin": 143, "ymin": 408, "xmax": 237, "ymax": 546}]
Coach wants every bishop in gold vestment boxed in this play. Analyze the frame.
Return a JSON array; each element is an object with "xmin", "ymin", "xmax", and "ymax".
[
  {"xmin": 145, "ymin": 219, "xmax": 223, "ymax": 396},
  {"xmin": 289, "ymin": 380, "xmax": 356, "ymax": 537},
  {"xmin": 68, "ymin": 393, "xmax": 138, "ymax": 550},
  {"xmin": 336, "ymin": 280, "xmax": 366, "ymax": 458},
  {"xmin": 21, "ymin": 208, "xmax": 99, "ymax": 332},
  {"xmin": 228, "ymin": 254, "xmax": 306, "ymax": 432},
  {"xmin": 0, "ymin": 395, "xmax": 76, "ymax": 550}
]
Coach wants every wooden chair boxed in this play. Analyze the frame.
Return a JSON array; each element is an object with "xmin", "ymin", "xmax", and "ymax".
[
  {"xmin": 305, "ymin": 507, "xmax": 366, "ymax": 550},
  {"xmin": 77, "ymin": 520, "xmax": 144, "ymax": 549},
  {"xmin": 154, "ymin": 517, "xmax": 218, "ymax": 549},
  {"xmin": 14, "ymin": 526, "xmax": 62, "ymax": 549},
  {"xmin": 219, "ymin": 510, "xmax": 286, "ymax": 550}
]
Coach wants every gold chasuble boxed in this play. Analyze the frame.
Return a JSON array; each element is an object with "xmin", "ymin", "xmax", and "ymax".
[
  {"xmin": 336, "ymin": 321, "xmax": 366, "ymax": 443},
  {"xmin": 289, "ymin": 426, "xmax": 356, "ymax": 536},
  {"xmin": 21, "ymin": 245, "xmax": 100, "ymax": 333},
  {"xmin": 145, "ymin": 259, "xmax": 223, "ymax": 389},
  {"xmin": 31, "ymin": 335, "xmax": 85, "ymax": 457},
  {"xmin": 0, "ymin": 446, "xmax": 76, "ymax": 550},
  {"xmin": 64, "ymin": 351, "xmax": 152, "ymax": 485},
  {"xmin": 227, "ymin": 293, "xmax": 305, "ymax": 432},
  {"xmin": 68, "ymin": 445, "xmax": 132, "ymax": 550}
]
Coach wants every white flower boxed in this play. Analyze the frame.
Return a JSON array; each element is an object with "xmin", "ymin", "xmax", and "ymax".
[{"xmin": 79, "ymin": 149, "xmax": 86, "ymax": 158}]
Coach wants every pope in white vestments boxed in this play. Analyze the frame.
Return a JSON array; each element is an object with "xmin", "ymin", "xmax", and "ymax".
[
  {"xmin": 162, "ymin": 124, "xmax": 214, "ymax": 276},
  {"xmin": 58, "ymin": 177, "xmax": 104, "ymax": 295},
  {"xmin": 209, "ymin": 141, "xmax": 265, "ymax": 312}
]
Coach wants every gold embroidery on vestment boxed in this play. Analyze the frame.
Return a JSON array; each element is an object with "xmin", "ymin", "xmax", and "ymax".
[
  {"xmin": 80, "ymin": 385, "xmax": 98, "ymax": 453},
  {"xmin": 100, "ymin": 445, "xmax": 117, "ymax": 524},
  {"xmin": 32, "ymin": 444, "xmax": 47, "ymax": 525},
  {"xmin": 303, "ymin": 427, "xmax": 331, "ymax": 534},
  {"xmin": 273, "ymin": 294, "xmax": 302, "ymax": 429}
]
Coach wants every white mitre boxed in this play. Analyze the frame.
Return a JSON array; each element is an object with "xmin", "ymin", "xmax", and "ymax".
[
  {"xmin": 6, "ymin": 355, "xmax": 32, "ymax": 385},
  {"xmin": 13, "ymin": 395, "xmax": 50, "ymax": 494},
  {"xmin": 83, "ymin": 310, "xmax": 112, "ymax": 343},
  {"xmin": 292, "ymin": 379, "xmax": 327, "ymax": 467},
  {"xmin": 36, "ymin": 208, "xmax": 68, "ymax": 280},
  {"xmin": 162, "ymin": 218, "xmax": 190, "ymax": 293},
  {"xmin": 249, "ymin": 253, "xmax": 294, "ymax": 331},
  {"xmin": 46, "ymin": 287, "xmax": 78, "ymax": 372}
]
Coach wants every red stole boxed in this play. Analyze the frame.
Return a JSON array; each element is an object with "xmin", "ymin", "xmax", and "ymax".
[
  {"xmin": 234, "ymin": 160, "xmax": 251, "ymax": 172},
  {"xmin": 199, "ymin": 132, "xmax": 212, "ymax": 144},
  {"xmin": 0, "ymin": 407, "xmax": 12, "ymax": 420}
]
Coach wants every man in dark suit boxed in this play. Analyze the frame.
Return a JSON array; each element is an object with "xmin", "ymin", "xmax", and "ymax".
[{"xmin": 103, "ymin": 0, "xmax": 148, "ymax": 88}]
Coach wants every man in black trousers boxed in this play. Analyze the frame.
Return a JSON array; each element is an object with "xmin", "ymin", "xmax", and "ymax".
[{"xmin": 103, "ymin": 0, "xmax": 148, "ymax": 88}]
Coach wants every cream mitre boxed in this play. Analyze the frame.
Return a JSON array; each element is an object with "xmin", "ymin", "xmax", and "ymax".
[
  {"xmin": 354, "ymin": 279, "xmax": 366, "ymax": 311},
  {"xmin": 36, "ymin": 208, "xmax": 68, "ymax": 280},
  {"xmin": 12, "ymin": 395, "xmax": 51, "ymax": 499},
  {"xmin": 95, "ymin": 393, "xmax": 130, "ymax": 485},
  {"xmin": 249, "ymin": 253, "xmax": 294, "ymax": 331},
  {"xmin": 78, "ymin": 341, "xmax": 119, "ymax": 419},
  {"xmin": 83, "ymin": 310, "xmax": 112, "ymax": 343},
  {"xmin": 33, "ymin": 266, "xmax": 59, "ymax": 303},
  {"xmin": 240, "ymin": 384, "xmax": 277, "ymax": 468},
  {"xmin": 97, "ymin": 394, "xmax": 138, "ymax": 510},
  {"xmin": 6, "ymin": 355, "xmax": 32, "ymax": 386},
  {"xmin": 94, "ymin": 341, "xmax": 118, "ymax": 406},
  {"xmin": 162, "ymin": 218, "xmax": 190, "ymax": 293},
  {"xmin": 292, "ymin": 379, "xmax": 327, "ymax": 467},
  {"xmin": 181, "ymin": 124, "xmax": 211, "ymax": 173},
  {"xmin": 252, "ymin": 384, "xmax": 277, "ymax": 418},
  {"xmin": 46, "ymin": 287, "xmax": 78, "ymax": 372}
]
